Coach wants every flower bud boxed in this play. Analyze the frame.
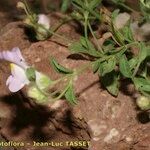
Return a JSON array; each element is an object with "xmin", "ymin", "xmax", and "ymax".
[
  {"xmin": 17, "ymin": 2, "xmax": 26, "ymax": 10},
  {"xmin": 27, "ymin": 85, "xmax": 47, "ymax": 103},
  {"xmin": 24, "ymin": 17, "xmax": 33, "ymax": 26},
  {"xmin": 36, "ymin": 26, "xmax": 49, "ymax": 41},
  {"xmin": 36, "ymin": 14, "xmax": 50, "ymax": 40},
  {"xmin": 136, "ymin": 95, "xmax": 150, "ymax": 110},
  {"xmin": 38, "ymin": 14, "xmax": 50, "ymax": 29},
  {"xmin": 36, "ymin": 72, "xmax": 53, "ymax": 90}
]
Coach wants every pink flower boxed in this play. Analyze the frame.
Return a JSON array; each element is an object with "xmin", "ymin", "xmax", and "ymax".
[
  {"xmin": 0, "ymin": 47, "xmax": 51, "ymax": 93},
  {"xmin": 0, "ymin": 47, "xmax": 27, "ymax": 68},
  {"xmin": 0, "ymin": 47, "xmax": 29, "ymax": 92},
  {"xmin": 6, "ymin": 63, "xmax": 29, "ymax": 92}
]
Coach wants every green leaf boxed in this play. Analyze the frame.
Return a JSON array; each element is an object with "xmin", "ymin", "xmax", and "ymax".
[
  {"xmin": 72, "ymin": 0, "xmax": 83, "ymax": 6},
  {"xmin": 115, "ymin": 46, "xmax": 127, "ymax": 59},
  {"xmin": 101, "ymin": 71, "xmax": 119, "ymax": 96},
  {"xmin": 133, "ymin": 77, "xmax": 150, "ymax": 92},
  {"xmin": 147, "ymin": 46, "xmax": 150, "ymax": 56},
  {"xmin": 26, "ymin": 67, "xmax": 36, "ymax": 81},
  {"xmin": 99, "ymin": 57, "xmax": 116, "ymax": 76},
  {"xmin": 121, "ymin": 21, "xmax": 134, "ymax": 42},
  {"xmin": 80, "ymin": 36, "xmax": 95, "ymax": 50},
  {"xmin": 138, "ymin": 42, "xmax": 148, "ymax": 63},
  {"xmin": 89, "ymin": 0, "xmax": 102, "ymax": 9},
  {"xmin": 119, "ymin": 54, "xmax": 132, "ymax": 78},
  {"xmin": 61, "ymin": 0, "xmax": 71, "ymax": 12},
  {"xmin": 92, "ymin": 60, "xmax": 100, "ymax": 73},
  {"xmin": 65, "ymin": 84, "xmax": 77, "ymax": 104},
  {"xmin": 111, "ymin": 10, "xmax": 126, "ymax": 45},
  {"xmin": 111, "ymin": 9, "xmax": 120, "ymax": 21},
  {"xmin": 36, "ymin": 73, "xmax": 53, "ymax": 90},
  {"xmin": 27, "ymin": 85, "xmax": 47, "ymax": 103},
  {"xmin": 69, "ymin": 38, "xmax": 102, "ymax": 57},
  {"xmin": 50, "ymin": 58, "xmax": 73, "ymax": 74},
  {"xmin": 129, "ymin": 57, "xmax": 138, "ymax": 70},
  {"xmin": 111, "ymin": 23, "xmax": 125, "ymax": 45},
  {"xmin": 69, "ymin": 41, "xmax": 87, "ymax": 53}
]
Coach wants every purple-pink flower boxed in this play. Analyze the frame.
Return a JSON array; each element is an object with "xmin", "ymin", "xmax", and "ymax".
[
  {"xmin": 0, "ymin": 47, "xmax": 51, "ymax": 93},
  {"xmin": 0, "ymin": 47, "xmax": 29, "ymax": 92},
  {"xmin": 0, "ymin": 47, "xmax": 27, "ymax": 68},
  {"xmin": 6, "ymin": 63, "xmax": 29, "ymax": 92}
]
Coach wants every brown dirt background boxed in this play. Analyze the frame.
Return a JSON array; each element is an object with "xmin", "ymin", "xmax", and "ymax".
[{"xmin": 0, "ymin": 0, "xmax": 149, "ymax": 150}]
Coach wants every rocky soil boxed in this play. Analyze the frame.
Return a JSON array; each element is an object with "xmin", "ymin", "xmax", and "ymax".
[{"xmin": 0, "ymin": 1, "xmax": 150, "ymax": 150}]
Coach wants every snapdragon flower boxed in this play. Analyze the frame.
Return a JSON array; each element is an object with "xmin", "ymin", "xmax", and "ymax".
[
  {"xmin": 0, "ymin": 47, "xmax": 29, "ymax": 92},
  {"xmin": 6, "ymin": 63, "xmax": 29, "ymax": 92},
  {"xmin": 0, "ymin": 47, "xmax": 52, "ymax": 102},
  {"xmin": 0, "ymin": 47, "xmax": 28, "ymax": 68}
]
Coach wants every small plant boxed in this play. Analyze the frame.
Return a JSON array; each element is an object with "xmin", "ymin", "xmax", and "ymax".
[
  {"xmin": 0, "ymin": 0, "xmax": 149, "ymax": 110},
  {"xmin": 140, "ymin": 0, "xmax": 150, "ymax": 22},
  {"xmin": 17, "ymin": 0, "xmax": 72, "ymax": 41},
  {"xmin": 17, "ymin": 1, "xmax": 50, "ymax": 40}
]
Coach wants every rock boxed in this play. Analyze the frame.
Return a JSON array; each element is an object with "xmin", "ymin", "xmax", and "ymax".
[
  {"xmin": 115, "ymin": 13, "xmax": 130, "ymax": 29},
  {"xmin": 133, "ymin": 136, "xmax": 150, "ymax": 150},
  {"xmin": 131, "ymin": 22, "xmax": 150, "ymax": 41},
  {"xmin": 0, "ymin": 22, "xmax": 31, "ymax": 50}
]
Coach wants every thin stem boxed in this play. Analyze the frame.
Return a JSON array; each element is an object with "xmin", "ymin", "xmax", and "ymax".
[
  {"xmin": 82, "ymin": 4, "xmax": 101, "ymax": 20},
  {"xmin": 23, "ymin": 0, "xmax": 33, "ymax": 16},
  {"xmin": 88, "ymin": 21, "xmax": 104, "ymax": 54},
  {"xmin": 75, "ymin": 62, "xmax": 92, "ymax": 75},
  {"xmin": 35, "ymin": 23, "xmax": 73, "ymax": 45},
  {"xmin": 51, "ymin": 17, "xmax": 73, "ymax": 32},
  {"xmin": 115, "ymin": 41, "xmax": 139, "ymax": 51},
  {"xmin": 118, "ymin": 3, "xmax": 135, "ymax": 12},
  {"xmin": 84, "ymin": 17, "xmax": 88, "ymax": 40},
  {"xmin": 54, "ymin": 81, "xmax": 70, "ymax": 100},
  {"xmin": 132, "ymin": 62, "xmax": 141, "ymax": 77}
]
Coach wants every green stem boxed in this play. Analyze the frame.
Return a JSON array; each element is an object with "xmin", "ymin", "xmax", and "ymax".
[
  {"xmin": 118, "ymin": 3, "xmax": 135, "ymax": 12},
  {"xmin": 35, "ymin": 23, "xmax": 73, "ymax": 45},
  {"xmin": 115, "ymin": 41, "xmax": 139, "ymax": 51},
  {"xmin": 75, "ymin": 62, "xmax": 92, "ymax": 75},
  {"xmin": 84, "ymin": 17, "xmax": 88, "ymax": 40},
  {"xmin": 82, "ymin": 5, "xmax": 101, "ymax": 20},
  {"xmin": 132, "ymin": 62, "xmax": 141, "ymax": 77},
  {"xmin": 54, "ymin": 81, "xmax": 71, "ymax": 100},
  {"xmin": 88, "ymin": 21, "xmax": 104, "ymax": 54},
  {"xmin": 51, "ymin": 17, "xmax": 73, "ymax": 32},
  {"xmin": 23, "ymin": 0, "xmax": 34, "ymax": 19}
]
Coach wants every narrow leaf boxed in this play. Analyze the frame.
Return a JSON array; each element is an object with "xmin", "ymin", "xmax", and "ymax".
[
  {"xmin": 119, "ymin": 54, "xmax": 132, "ymax": 78},
  {"xmin": 101, "ymin": 71, "xmax": 119, "ymax": 96},
  {"xmin": 138, "ymin": 42, "xmax": 148, "ymax": 63},
  {"xmin": 133, "ymin": 77, "xmax": 150, "ymax": 92},
  {"xmin": 50, "ymin": 58, "xmax": 73, "ymax": 74},
  {"xmin": 65, "ymin": 84, "xmax": 77, "ymax": 104},
  {"xmin": 61, "ymin": 0, "xmax": 71, "ymax": 12},
  {"xmin": 99, "ymin": 57, "xmax": 116, "ymax": 76}
]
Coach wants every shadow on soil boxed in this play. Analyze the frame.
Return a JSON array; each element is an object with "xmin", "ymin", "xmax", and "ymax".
[{"xmin": 0, "ymin": 92, "xmax": 85, "ymax": 142}]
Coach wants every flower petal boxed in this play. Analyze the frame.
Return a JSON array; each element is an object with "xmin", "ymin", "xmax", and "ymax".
[
  {"xmin": 6, "ymin": 64, "xmax": 29, "ymax": 92},
  {"xmin": 10, "ymin": 64, "xmax": 29, "ymax": 84},
  {"xmin": 35, "ymin": 71, "xmax": 52, "ymax": 90},
  {"xmin": 38, "ymin": 14, "xmax": 50, "ymax": 29},
  {"xmin": 0, "ymin": 47, "xmax": 27, "ymax": 68},
  {"xmin": 6, "ymin": 75, "xmax": 25, "ymax": 92}
]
